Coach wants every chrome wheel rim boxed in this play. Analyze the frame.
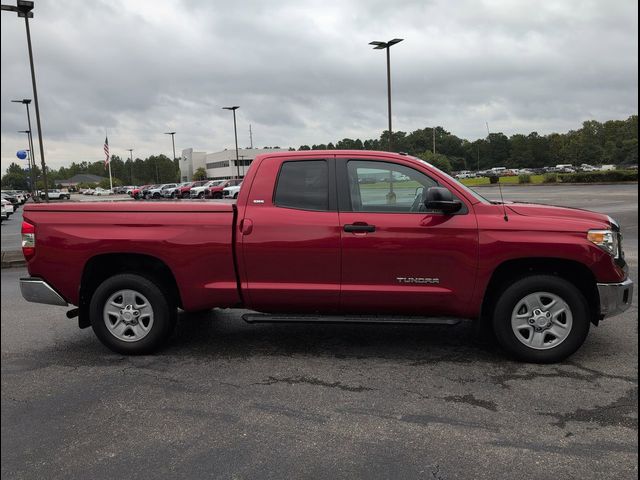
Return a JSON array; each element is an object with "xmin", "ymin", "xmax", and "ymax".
[
  {"xmin": 103, "ymin": 289, "xmax": 154, "ymax": 342},
  {"xmin": 511, "ymin": 291, "xmax": 573, "ymax": 350}
]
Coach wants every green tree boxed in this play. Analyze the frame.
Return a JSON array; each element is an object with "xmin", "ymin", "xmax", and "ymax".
[
  {"xmin": 193, "ymin": 167, "xmax": 207, "ymax": 180},
  {"xmin": 417, "ymin": 151, "xmax": 453, "ymax": 174}
]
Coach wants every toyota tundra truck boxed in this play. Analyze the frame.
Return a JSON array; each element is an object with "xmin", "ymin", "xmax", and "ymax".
[{"xmin": 19, "ymin": 151, "xmax": 633, "ymax": 362}]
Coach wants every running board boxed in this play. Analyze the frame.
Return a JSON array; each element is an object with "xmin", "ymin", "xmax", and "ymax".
[{"xmin": 242, "ymin": 314, "xmax": 462, "ymax": 325}]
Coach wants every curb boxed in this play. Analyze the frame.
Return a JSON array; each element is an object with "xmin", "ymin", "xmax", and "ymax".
[{"xmin": 1, "ymin": 251, "xmax": 26, "ymax": 269}]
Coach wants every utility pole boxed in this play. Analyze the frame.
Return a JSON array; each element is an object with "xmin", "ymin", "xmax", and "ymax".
[
  {"xmin": 249, "ymin": 124, "xmax": 253, "ymax": 149},
  {"xmin": 433, "ymin": 127, "xmax": 436, "ymax": 154}
]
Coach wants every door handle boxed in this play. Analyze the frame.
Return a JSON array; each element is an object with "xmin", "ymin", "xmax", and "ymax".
[{"xmin": 344, "ymin": 223, "xmax": 375, "ymax": 233}]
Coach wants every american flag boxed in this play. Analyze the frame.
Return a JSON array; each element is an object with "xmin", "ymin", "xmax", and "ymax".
[{"xmin": 104, "ymin": 136, "xmax": 110, "ymax": 168}]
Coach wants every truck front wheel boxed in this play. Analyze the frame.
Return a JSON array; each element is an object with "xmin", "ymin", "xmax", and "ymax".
[
  {"xmin": 492, "ymin": 275, "xmax": 590, "ymax": 363},
  {"xmin": 89, "ymin": 273, "xmax": 176, "ymax": 355}
]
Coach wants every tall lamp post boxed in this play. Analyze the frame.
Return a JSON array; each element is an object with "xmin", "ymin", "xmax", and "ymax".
[
  {"xmin": 369, "ymin": 38, "xmax": 403, "ymax": 152},
  {"xmin": 164, "ymin": 132, "xmax": 176, "ymax": 161},
  {"xmin": 2, "ymin": 1, "xmax": 50, "ymax": 201},
  {"xmin": 127, "ymin": 149, "xmax": 134, "ymax": 184},
  {"xmin": 18, "ymin": 130, "xmax": 37, "ymax": 196},
  {"xmin": 222, "ymin": 106, "xmax": 241, "ymax": 179},
  {"xmin": 12, "ymin": 99, "xmax": 38, "ymax": 199},
  {"xmin": 164, "ymin": 132, "xmax": 177, "ymax": 182}
]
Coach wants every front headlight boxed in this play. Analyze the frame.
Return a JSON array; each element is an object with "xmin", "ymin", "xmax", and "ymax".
[{"xmin": 588, "ymin": 229, "xmax": 619, "ymax": 256}]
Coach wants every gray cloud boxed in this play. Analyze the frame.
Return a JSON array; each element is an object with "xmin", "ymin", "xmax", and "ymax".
[{"xmin": 1, "ymin": 0, "xmax": 637, "ymax": 170}]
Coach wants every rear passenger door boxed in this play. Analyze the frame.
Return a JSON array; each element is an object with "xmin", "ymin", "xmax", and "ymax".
[{"xmin": 240, "ymin": 158, "xmax": 342, "ymax": 313}]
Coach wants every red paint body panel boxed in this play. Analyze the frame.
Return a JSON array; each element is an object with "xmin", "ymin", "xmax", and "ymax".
[
  {"xmin": 23, "ymin": 202, "xmax": 239, "ymax": 311},
  {"xmin": 23, "ymin": 150, "xmax": 625, "ymax": 320}
]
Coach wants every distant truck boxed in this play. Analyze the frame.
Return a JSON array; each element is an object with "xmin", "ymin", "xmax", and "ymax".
[{"xmin": 19, "ymin": 150, "xmax": 633, "ymax": 362}]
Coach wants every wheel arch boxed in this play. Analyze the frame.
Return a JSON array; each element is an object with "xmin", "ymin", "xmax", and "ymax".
[
  {"xmin": 78, "ymin": 253, "xmax": 182, "ymax": 328},
  {"xmin": 481, "ymin": 257, "xmax": 600, "ymax": 326}
]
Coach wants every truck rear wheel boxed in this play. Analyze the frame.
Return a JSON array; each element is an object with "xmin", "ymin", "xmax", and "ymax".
[
  {"xmin": 492, "ymin": 275, "xmax": 590, "ymax": 363},
  {"xmin": 89, "ymin": 273, "xmax": 176, "ymax": 355}
]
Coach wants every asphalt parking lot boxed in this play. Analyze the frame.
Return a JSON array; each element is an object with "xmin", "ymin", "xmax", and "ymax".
[{"xmin": 1, "ymin": 184, "xmax": 637, "ymax": 479}]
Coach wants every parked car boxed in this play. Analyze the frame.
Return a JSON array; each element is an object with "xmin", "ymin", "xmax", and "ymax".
[
  {"xmin": 208, "ymin": 178, "xmax": 243, "ymax": 199},
  {"xmin": 2, "ymin": 190, "xmax": 26, "ymax": 203},
  {"xmin": 93, "ymin": 188, "xmax": 112, "ymax": 196},
  {"xmin": 190, "ymin": 180, "xmax": 223, "ymax": 199},
  {"xmin": 1, "ymin": 204, "xmax": 6, "ymax": 222},
  {"xmin": 1, "ymin": 198, "xmax": 14, "ymax": 216},
  {"xmin": 222, "ymin": 183, "xmax": 242, "ymax": 198},
  {"xmin": 130, "ymin": 185, "xmax": 150, "ymax": 200},
  {"xmin": 40, "ymin": 189, "xmax": 70, "ymax": 200},
  {"xmin": 140, "ymin": 185, "xmax": 159, "ymax": 199},
  {"xmin": 147, "ymin": 183, "xmax": 178, "ymax": 199},
  {"xmin": 163, "ymin": 182, "xmax": 194, "ymax": 199},
  {"xmin": 1, "ymin": 192, "xmax": 20, "ymax": 208}
]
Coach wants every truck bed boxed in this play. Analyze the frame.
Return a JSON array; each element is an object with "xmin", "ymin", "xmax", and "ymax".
[{"xmin": 22, "ymin": 201, "xmax": 240, "ymax": 311}]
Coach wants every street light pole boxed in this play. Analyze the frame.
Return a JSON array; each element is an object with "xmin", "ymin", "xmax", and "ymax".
[
  {"xmin": 222, "ymin": 106, "xmax": 240, "ymax": 179},
  {"xmin": 164, "ymin": 132, "xmax": 176, "ymax": 162},
  {"xmin": 127, "ymin": 149, "xmax": 134, "ymax": 184},
  {"xmin": 13, "ymin": 97, "xmax": 38, "ymax": 198},
  {"xmin": 369, "ymin": 38, "xmax": 403, "ymax": 152},
  {"xmin": 18, "ymin": 130, "xmax": 37, "ymax": 196}
]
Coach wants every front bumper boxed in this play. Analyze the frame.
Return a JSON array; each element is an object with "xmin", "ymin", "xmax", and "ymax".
[
  {"xmin": 20, "ymin": 277, "xmax": 68, "ymax": 306},
  {"xmin": 598, "ymin": 278, "xmax": 634, "ymax": 319}
]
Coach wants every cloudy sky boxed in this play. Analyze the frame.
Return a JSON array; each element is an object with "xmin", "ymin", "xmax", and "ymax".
[{"xmin": 1, "ymin": 0, "xmax": 637, "ymax": 171}]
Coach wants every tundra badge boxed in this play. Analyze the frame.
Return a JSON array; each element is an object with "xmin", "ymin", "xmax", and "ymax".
[{"xmin": 396, "ymin": 277, "xmax": 440, "ymax": 285}]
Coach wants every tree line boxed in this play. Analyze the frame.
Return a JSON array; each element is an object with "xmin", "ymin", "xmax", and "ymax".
[
  {"xmin": 1, "ymin": 115, "xmax": 637, "ymax": 189},
  {"xmin": 298, "ymin": 115, "xmax": 638, "ymax": 172},
  {"xmin": 2, "ymin": 155, "xmax": 180, "ymax": 191}
]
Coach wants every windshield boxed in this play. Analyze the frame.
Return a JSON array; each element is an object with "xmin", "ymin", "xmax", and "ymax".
[{"xmin": 410, "ymin": 156, "xmax": 490, "ymax": 204}]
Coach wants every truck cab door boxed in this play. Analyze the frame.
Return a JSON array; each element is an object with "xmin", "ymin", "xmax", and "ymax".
[
  {"xmin": 337, "ymin": 159, "xmax": 478, "ymax": 317},
  {"xmin": 239, "ymin": 157, "xmax": 341, "ymax": 313}
]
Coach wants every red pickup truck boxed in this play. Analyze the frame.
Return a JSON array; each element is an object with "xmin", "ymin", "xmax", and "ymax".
[{"xmin": 19, "ymin": 151, "xmax": 633, "ymax": 362}]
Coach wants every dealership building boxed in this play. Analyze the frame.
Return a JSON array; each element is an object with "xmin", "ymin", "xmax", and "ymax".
[{"xmin": 180, "ymin": 147, "xmax": 287, "ymax": 182}]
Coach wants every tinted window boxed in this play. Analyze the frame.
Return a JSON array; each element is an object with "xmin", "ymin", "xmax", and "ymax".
[
  {"xmin": 274, "ymin": 160, "xmax": 329, "ymax": 211},
  {"xmin": 346, "ymin": 160, "xmax": 439, "ymax": 213}
]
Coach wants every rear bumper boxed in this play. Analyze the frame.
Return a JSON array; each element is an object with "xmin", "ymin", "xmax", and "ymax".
[
  {"xmin": 598, "ymin": 278, "xmax": 633, "ymax": 319},
  {"xmin": 20, "ymin": 277, "xmax": 68, "ymax": 306}
]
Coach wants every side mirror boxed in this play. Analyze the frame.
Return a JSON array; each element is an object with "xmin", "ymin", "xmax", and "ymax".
[{"xmin": 424, "ymin": 187, "xmax": 462, "ymax": 214}]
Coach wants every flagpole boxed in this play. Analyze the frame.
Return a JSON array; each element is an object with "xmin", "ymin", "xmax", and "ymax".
[
  {"xmin": 105, "ymin": 129, "xmax": 113, "ymax": 191},
  {"xmin": 108, "ymin": 158, "xmax": 113, "ymax": 191}
]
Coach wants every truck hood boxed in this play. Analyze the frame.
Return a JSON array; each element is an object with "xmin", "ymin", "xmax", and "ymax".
[{"xmin": 506, "ymin": 202, "xmax": 611, "ymax": 227}]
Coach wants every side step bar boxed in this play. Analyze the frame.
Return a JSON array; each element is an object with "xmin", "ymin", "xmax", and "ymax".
[{"xmin": 242, "ymin": 313, "xmax": 462, "ymax": 325}]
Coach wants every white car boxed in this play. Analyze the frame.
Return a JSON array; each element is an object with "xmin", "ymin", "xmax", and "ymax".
[
  {"xmin": 222, "ymin": 183, "xmax": 242, "ymax": 198},
  {"xmin": 1, "ymin": 198, "xmax": 14, "ymax": 215},
  {"xmin": 93, "ymin": 188, "xmax": 112, "ymax": 196},
  {"xmin": 146, "ymin": 183, "xmax": 177, "ymax": 199},
  {"xmin": 40, "ymin": 189, "xmax": 70, "ymax": 200},
  {"xmin": 1, "ymin": 204, "xmax": 6, "ymax": 222},
  {"xmin": 190, "ymin": 180, "xmax": 224, "ymax": 199}
]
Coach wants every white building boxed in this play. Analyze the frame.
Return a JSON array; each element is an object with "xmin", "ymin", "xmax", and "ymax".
[{"xmin": 180, "ymin": 147, "xmax": 288, "ymax": 182}]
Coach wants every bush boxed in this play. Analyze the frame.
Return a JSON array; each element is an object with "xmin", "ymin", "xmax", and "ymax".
[
  {"xmin": 518, "ymin": 174, "xmax": 531, "ymax": 184},
  {"xmin": 543, "ymin": 173, "xmax": 558, "ymax": 183},
  {"xmin": 559, "ymin": 170, "xmax": 638, "ymax": 183},
  {"xmin": 489, "ymin": 175, "xmax": 499, "ymax": 184}
]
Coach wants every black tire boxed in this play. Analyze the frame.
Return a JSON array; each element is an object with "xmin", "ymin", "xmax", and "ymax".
[
  {"xmin": 153, "ymin": 193, "xmax": 161, "ymax": 199},
  {"xmin": 213, "ymin": 192, "xmax": 222, "ymax": 199},
  {"xmin": 198, "ymin": 192, "xmax": 204, "ymax": 199},
  {"xmin": 90, "ymin": 273, "xmax": 176, "ymax": 355},
  {"xmin": 492, "ymin": 275, "xmax": 590, "ymax": 363},
  {"xmin": 233, "ymin": 192, "xmax": 239, "ymax": 199}
]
